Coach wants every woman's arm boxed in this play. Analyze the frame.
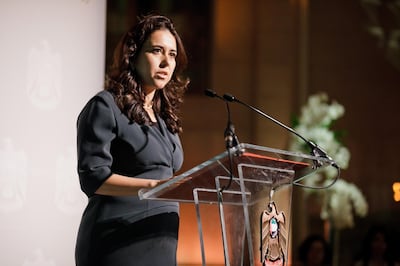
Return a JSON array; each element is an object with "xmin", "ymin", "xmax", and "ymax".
[{"xmin": 95, "ymin": 173, "xmax": 162, "ymax": 196}]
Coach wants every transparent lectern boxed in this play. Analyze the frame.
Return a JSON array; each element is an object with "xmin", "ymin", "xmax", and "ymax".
[{"xmin": 139, "ymin": 143, "xmax": 335, "ymax": 266}]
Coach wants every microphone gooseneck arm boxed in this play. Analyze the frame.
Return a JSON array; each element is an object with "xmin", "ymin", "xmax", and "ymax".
[
  {"xmin": 222, "ymin": 93, "xmax": 339, "ymax": 170},
  {"xmin": 223, "ymin": 93, "xmax": 341, "ymax": 190},
  {"xmin": 223, "ymin": 94, "xmax": 308, "ymax": 146},
  {"xmin": 205, "ymin": 89, "xmax": 340, "ymax": 190}
]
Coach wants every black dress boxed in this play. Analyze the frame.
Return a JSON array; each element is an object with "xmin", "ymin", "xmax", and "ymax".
[{"xmin": 75, "ymin": 90, "xmax": 183, "ymax": 266}]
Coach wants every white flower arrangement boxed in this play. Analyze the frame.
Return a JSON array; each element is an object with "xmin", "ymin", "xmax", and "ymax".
[
  {"xmin": 320, "ymin": 179, "xmax": 368, "ymax": 229},
  {"xmin": 289, "ymin": 92, "xmax": 368, "ymax": 230}
]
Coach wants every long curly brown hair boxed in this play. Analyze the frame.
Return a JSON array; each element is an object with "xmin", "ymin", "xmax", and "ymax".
[{"xmin": 105, "ymin": 15, "xmax": 189, "ymax": 134}]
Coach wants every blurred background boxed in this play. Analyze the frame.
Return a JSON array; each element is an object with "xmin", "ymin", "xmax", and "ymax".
[{"xmin": 1, "ymin": 0, "xmax": 399, "ymax": 265}]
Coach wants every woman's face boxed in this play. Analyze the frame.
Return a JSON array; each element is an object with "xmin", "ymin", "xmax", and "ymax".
[{"xmin": 135, "ymin": 29, "xmax": 177, "ymax": 93}]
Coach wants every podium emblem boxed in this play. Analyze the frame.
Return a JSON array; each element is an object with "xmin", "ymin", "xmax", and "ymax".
[{"xmin": 260, "ymin": 201, "xmax": 286, "ymax": 266}]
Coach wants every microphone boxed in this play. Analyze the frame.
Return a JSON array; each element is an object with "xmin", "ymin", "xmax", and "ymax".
[
  {"xmin": 204, "ymin": 88, "xmax": 222, "ymax": 99},
  {"xmin": 205, "ymin": 89, "xmax": 244, "ymax": 192},
  {"xmin": 224, "ymin": 121, "xmax": 239, "ymax": 149},
  {"xmin": 205, "ymin": 89, "xmax": 240, "ymax": 149},
  {"xmin": 222, "ymin": 93, "xmax": 339, "ymax": 169}
]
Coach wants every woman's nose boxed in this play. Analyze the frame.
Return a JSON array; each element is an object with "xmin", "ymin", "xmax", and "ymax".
[
  {"xmin": 160, "ymin": 59, "xmax": 168, "ymax": 68},
  {"xmin": 160, "ymin": 55, "xmax": 169, "ymax": 67},
  {"xmin": 160, "ymin": 53, "xmax": 173, "ymax": 68}
]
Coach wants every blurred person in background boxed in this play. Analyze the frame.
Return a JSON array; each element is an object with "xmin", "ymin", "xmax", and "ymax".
[
  {"xmin": 353, "ymin": 225, "xmax": 400, "ymax": 266},
  {"xmin": 295, "ymin": 234, "xmax": 332, "ymax": 266}
]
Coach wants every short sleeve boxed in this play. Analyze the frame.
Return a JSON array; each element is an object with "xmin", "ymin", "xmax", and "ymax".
[{"xmin": 76, "ymin": 94, "xmax": 116, "ymax": 197}]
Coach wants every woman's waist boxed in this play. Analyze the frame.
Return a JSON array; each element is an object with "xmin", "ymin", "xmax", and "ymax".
[{"xmin": 86, "ymin": 195, "xmax": 179, "ymax": 224}]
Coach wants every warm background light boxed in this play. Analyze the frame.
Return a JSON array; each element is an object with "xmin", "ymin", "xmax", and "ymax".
[{"xmin": 393, "ymin": 182, "xmax": 400, "ymax": 202}]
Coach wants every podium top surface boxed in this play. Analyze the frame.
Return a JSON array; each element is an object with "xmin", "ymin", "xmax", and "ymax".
[{"xmin": 139, "ymin": 143, "xmax": 335, "ymax": 203}]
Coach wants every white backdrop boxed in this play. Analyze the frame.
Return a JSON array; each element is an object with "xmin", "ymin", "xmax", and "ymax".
[{"xmin": 0, "ymin": 1, "xmax": 106, "ymax": 265}]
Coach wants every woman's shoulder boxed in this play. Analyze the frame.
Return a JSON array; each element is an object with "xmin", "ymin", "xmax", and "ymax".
[
  {"xmin": 77, "ymin": 90, "xmax": 119, "ymax": 120},
  {"xmin": 82, "ymin": 90, "xmax": 117, "ymax": 110},
  {"xmin": 92, "ymin": 90, "xmax": 114, "ymax": 103}
]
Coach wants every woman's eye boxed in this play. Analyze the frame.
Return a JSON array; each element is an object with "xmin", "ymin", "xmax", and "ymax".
[
  {"xmin": 169, "ymin": 52, "xmax": 177, "ymax": 58},
  {"xmin": 152, "ymin": 48, "xmax": 162, "ymax": 54}
]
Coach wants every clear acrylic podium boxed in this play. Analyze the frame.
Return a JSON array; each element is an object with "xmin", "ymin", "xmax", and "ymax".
[{"xmin": 139, "ymin": 143, "xmax": 335, "ymax": 266}]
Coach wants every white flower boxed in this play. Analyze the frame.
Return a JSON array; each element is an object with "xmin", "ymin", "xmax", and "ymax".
[
  {"xmin": 332, "ymin": 146, "xmax": 351, "ymax": 169},
  {"xmin": 327, "ymin": 101, "xmax": 345, "ymax": 121},
  {"xmin": 298, "ymin": 93, "xmax": 344, "ymax": 128},
  {"xmin": 289, "ymin": 92, "xmax": 369, "ymax": 230},
  {"xmin": 321, "ymin": 179, "xmax": 368, "ymax": 230}
]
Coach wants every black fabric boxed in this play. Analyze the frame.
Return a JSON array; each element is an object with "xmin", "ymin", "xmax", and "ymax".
[
  {"xmin": 76, "ymin": 91, "xmax": 183, "ymax": 197},
  {"xmin": 90, "ymin": 213, "xmax": 179, "ymax": 266},
  {"xmin": 75, "ymin": 91, "xmax": 183, "ymax": 266}
]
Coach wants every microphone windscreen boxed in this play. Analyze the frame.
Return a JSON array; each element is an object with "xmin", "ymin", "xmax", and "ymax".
[
  {"xmin": 204, "ymin": 89, "xmax": 217, "ymax": 98},
  {"xmin": 223, "ymin": 93, "xmax": 235, "ymax": 102}
]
